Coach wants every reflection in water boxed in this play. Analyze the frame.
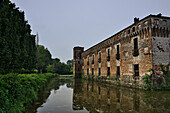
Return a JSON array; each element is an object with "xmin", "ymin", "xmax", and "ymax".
[
  {"xmin": 73, "ymin": 79, "xmax": 170, "ymax": 113},
  {"xmin": 73, "ymin": 79, "xmax": 83, "ymax": 110},
  {"xmin": 25, "ymin": 77, "xmax": 170, "ymax": 113},
  {"xmin": 25, "ymin": 77, "xmax": 88, "ymax": 113}
]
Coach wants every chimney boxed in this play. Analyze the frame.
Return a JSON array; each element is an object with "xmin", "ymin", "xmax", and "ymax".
[
  {"xmin": 134, "ymin": 17, "xmax": 139, "ymax": 24},
  {"xmin": 157, "ymin": 13, "xmax": 162, "ymax": 17}
]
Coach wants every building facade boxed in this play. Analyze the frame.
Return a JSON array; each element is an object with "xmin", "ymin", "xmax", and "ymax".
[{"xmin": 73, "ymin": 14, "xmax": 170, "ymax": 88}]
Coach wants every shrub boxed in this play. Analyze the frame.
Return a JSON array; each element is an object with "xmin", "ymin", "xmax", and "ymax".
[
  {"xmin": 0, "ymin": 73, "xmax": 58, "ymax": 113},
  {"xmin": 143, "ymin": 73, "xmax": 153, "ymax": 90}
]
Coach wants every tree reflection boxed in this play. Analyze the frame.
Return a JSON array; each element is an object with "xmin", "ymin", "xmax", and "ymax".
[{"xmin": 25, "ymin": 77, "xmax": 73, "ymax": 113}]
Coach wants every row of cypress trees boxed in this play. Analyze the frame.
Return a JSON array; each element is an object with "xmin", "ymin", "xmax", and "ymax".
[{"xmin": 0, "ymin": 0, "xmax": 36, "ymax": 74}]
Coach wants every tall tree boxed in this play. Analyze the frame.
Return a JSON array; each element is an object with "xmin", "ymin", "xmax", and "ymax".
[
  {"xmin": 0, "ymin": 0, "xmax": 36, "ymax": 74},
  {"xmin": 67, "ymin": 59, "xmax": 73, "ymax": 73},
  {"xmin": 38, "ymin": 45, "xmax": 52, "ymax": 73}
]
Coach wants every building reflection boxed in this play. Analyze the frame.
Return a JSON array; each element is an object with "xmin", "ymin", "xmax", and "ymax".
[
  {"xmin": 72, "ymin": 79, "xmax": 83, "ymax": 110},
  {"xmin": 72, "ymin": 79, "xmax": 170, "ymax": 113}
]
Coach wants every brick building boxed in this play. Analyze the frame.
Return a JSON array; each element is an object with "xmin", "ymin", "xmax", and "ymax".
[{"xmin": 73, "ymin": 14, "xmax": 170, "ymax": 88}]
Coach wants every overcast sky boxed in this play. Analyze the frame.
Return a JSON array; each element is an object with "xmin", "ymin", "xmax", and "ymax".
[{"xmin": 10, "ymin": 0, "xmax": 170, "ymax": 63}]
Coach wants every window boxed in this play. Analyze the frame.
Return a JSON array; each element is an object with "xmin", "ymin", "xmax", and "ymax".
[
  {"xmin": 133, "ymin": 38, "xmax": 139, "ymax": 56},
  {"xmin": 116, "ymin": 45, "xmax": 120, "ymax": 60},
  {"xmin": 98, "ymin": 52, "xmax": 101, "ymax": 63},
  {"xmin": 98, "ymin": 68, "xmax": 101, "ymax": 76},
  {"xmin": 92, "ymin": 68, "xmax": 94, "ymax": 75},
  {"xmin": 107, "ymin": 67, "xmax": 110, "ymax": 76},
  {"xmin": 92, "ymin": 54, "xmax": 94, "ymax": 64},
  {"xmin": 128, "ymin": 29, "xmax": 130, "ymax": 34},
  {"xmin": 133, "ymin": 27, "xmax": 135, "ymax": 32},
  {"xmin": 134, "ymin": 64, "xmax": 139, "ymax": 76},
  {"xmin": 117, "ymin": 66, "xmax": 120, "ymax": 76},
  {"xmin": 108, "ymin": 49, "xmax": 110, "ymax": 56},
  {"xmin": 107, "ymin": 49, "xmax": 110, "ymax": 61},
  {"xmin": 167, "ymin": 28, "xmax": 169, "ymax": 37},
  {"xmin": 87, "ymin": 56, "xmax": 89, "ymax": 65},
  {"xmin": 134, "ymin": 38, "xmax": 138, "ymax": 50},
  {"xmin": 87, "ymin": 68, "xmax": 89, "ymax": 75},
  {"xmin": 78, "ymin": 68, "xmax": 80, "ymax": 71}
]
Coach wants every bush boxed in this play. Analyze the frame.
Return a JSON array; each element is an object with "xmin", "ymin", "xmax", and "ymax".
[
  {"xmin": 0, "ymin": 73, "xmax": 58, "ymax": 113},
  {"xmin": 143, "ymin": 73, "xmax": 153, "ymax": 90}
]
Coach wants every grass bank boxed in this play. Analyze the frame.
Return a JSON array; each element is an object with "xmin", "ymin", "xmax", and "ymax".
[{"xmin": 0, "ymin": 73, "xmax": 58, "ymax": 113}]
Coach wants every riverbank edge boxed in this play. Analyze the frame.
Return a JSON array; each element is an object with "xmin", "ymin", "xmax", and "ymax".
[
  {"xmin": 81, "ymin": 75, "xmax": 170, "ymax": 91},
  {"xmin": 0, "ymin": 73, "xmax": 58, "ymax": 113}
]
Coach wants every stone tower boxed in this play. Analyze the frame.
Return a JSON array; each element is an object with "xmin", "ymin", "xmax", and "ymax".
[{"xmin": 73, "ymin": 46, "xmax": 84, "ymax": 78}]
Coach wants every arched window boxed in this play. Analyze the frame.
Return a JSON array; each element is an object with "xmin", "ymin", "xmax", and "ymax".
[
  {"xmin": 87, "ymin": 56, "xmax": 89, "ymax": 65},
  {"xmin": 107, "ymin": 48, "xmax": 110, "ymax": 62},
  {"xmin": 92, "ymin": 54, "xmax": 94, "ymax": 64},
  {"xmin": 98, "ymin": 51, "xmax": 101, "ymax": 63}
]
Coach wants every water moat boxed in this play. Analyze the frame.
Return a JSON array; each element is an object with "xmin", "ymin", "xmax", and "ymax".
[{"xmin": 25, "ymin": 77, "xmax": 170, "ymax": 113}]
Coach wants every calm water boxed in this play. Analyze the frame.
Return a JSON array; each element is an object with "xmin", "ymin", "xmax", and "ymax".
[{"xmin": 25, "ymin": 77, "xmax": 170, "ymax": 113}]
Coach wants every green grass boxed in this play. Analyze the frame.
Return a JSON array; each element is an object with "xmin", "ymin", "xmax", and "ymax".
[
  {"xmin": 0, "ymin": 73, "xmax": 58, "ymax": 113},
  {"xmin": 59, "ymin": 74, "xmax": 73, "ymax": 77}
]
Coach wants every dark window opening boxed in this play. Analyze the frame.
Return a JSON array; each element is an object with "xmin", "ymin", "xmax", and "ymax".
[
  {"xmin": 98, "ymin": 52, "xmax": 101, "ymax": 63},
  {"xmin": 87, "ymin": 68, "xmax": 89, "ymax": 75},
  {"xmin": 107, "ymin": 56, "xmax": 110, "ymax": 62},
  {"xmin": 92, "ymin": 68, "xmax": 94, "ymax": 75},
  {"xmin": 92, "ymin": 55, "xmax": 94, "ymax": 64},
  {"xmin": 78, "ymin": 61, "xmax": 80, "ymax": 64},
  {"xmin": 92, "ymin": 60, "xmax": 94, "ymax": 64},
  {"xmin": 128, "ymin": 29, "xmax": 130, "ymax": 34},
  {"xmin": 78, "ymin": 68, "xmax": 80, "ymax": 71},
  {"xmin": 87, "ymin": 56, "xmax": 89, "ymax": 65},
  {"xmin": 167, "ymin": 29, "xmax": 169, "ymax": 37},
  {"xmin": 133, "ymin": 27, "xmax": 135, "ymax": 32},
  {"xmin": 133, "ymin": 38, "xmax": 139, "ymax": 56},
  {"xmin": 153, "ymin": 27, "xmax": 156, "ymax": 36},
  {"xmin": 98, "ymin": 68, "xmax": 101, "ymax": 76},
  {"xmin": 134, "ymin": 64, "xmax": 139, "ymax": 76},
  {"xmin": 116, "ymin": 45, "xmax": 120, "ymax": 60},
  {"xmin": 107, "ymin": 49, "xmax": 110, "ymax": 61},
  {"xmin": 108, "ymin": 49, "xmax": 110, "ymax": 56},
  {"xmin": 117, "ymin": 66, "xmax": 120, "ymax": 76},
  {"xmin": 107, "ymin": 67, "xmax": 110, "ymax": 76},
  {"xmin": 78, "ymin": 53, "xmax": 81, "ymax": 59}
]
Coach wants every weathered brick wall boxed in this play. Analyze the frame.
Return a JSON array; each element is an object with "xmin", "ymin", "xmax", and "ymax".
[
  {"xmin": 151, "ymin": 17, "xmax": 170, "ymax": 76},
  {"xmin": 81, "ymin": 15, "xmax": 155, "ymax": 86},
  {"xmin": 73, "ymin": 47, "xmax": 84, "ymax": 77},
  {"xmin": 74, "ymin": 14, "xmax": 170, "ymax": 88}
]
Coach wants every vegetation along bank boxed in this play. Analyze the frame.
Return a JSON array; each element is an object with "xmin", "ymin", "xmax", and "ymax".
[{"xmin": 0, "ymin": 73, "xmax": 58, "ymax": 113}]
